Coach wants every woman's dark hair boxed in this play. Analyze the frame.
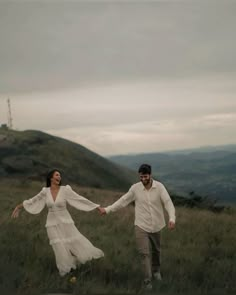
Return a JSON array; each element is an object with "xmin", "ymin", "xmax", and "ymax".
[
  {"xmin": 46, "ymin": 169, "xmax": 62, "ymax": 187},
  {"xmin": 138, "ymin": 164, "xmax": 152, "ymax": 175}
]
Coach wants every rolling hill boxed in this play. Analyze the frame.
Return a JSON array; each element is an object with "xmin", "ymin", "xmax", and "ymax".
[
  {"xmin": 0, "ymin": 127, "xmax": 137, "ymax": 191},
  {"xmin": 109, "ymin": 146, "xmax": 236, "ymax": 204}
]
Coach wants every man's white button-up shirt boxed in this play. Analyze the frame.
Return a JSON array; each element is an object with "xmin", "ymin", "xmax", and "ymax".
[{"xmin": 105, "ymin": 180, "xmax": 176, "ymax": 233}]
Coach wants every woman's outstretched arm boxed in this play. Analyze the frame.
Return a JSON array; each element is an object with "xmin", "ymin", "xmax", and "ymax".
[
  {"xmin": 11, "ymin": 187, "xmax": 47, "ymax": 217},
  {"xmin": 66, "ymin": 185, "xmax": 100, "ymax": 211}
]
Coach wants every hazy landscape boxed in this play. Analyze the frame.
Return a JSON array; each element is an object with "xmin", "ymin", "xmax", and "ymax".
[
  {"xmin": 109, "ymin": 146, "xmax": 236, "ymax": 205},
  {"xmin": 1, "ymin": 1, "xmax": 236, "ymax": 294},
  {"xmin": 1, "ymin": 128, "xmax": 235, "ymax": 206}
]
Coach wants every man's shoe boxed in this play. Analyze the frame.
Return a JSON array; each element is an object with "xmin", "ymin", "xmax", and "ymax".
[
  {"xmin": 153, "ymin": 271, "xmax": 162, "ymax": 281},
  {"xmin": 143, "ymin": 279, "xmax": 153, "ymax": 290}
]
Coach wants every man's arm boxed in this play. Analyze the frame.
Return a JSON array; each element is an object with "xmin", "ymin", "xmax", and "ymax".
[
  {"xmin": 160, "ymin": 184, "xmax": 176, "ymax": 229},
  {"xmin": 99, "ymin": 188, "xmax": 135, "ymax": 215}
]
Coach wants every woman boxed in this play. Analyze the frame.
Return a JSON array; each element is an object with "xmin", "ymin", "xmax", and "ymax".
[{"xmin": 11, "ymin": 169, "xmax": 104, "ymax": 276}]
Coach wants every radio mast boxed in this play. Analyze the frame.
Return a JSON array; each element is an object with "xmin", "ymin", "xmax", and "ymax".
[{"xmin": 7, "ymin": 98, "xmax": 13, "ymax": 129}]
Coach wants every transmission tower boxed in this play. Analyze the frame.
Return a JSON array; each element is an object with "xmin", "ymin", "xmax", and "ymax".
[{"xmin": 7, "ymin": 98, "xmax": 13, "ymax": 129}]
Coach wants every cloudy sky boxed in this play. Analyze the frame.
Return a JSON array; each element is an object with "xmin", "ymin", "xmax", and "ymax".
[{"xmin": 0, "ymin": 0, "xmax": 236, "ymax": 156}]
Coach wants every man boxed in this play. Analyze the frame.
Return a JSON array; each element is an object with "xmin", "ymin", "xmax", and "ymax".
[{"xmin": 99, "ymin": 164, "xmax": 176, "ymax": 290}]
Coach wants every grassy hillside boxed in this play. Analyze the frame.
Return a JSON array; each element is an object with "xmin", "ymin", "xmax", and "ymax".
[
  {"xmin": 0, "ymin": 128, "xmax": 136, "ymax": 191},
  {"xmin": 1, "ymin": 179, "xmax": 235, "ymax": 295},
  {"xmin": 109, "ymin": 147, "xmax": 236, "ymax": 204}
]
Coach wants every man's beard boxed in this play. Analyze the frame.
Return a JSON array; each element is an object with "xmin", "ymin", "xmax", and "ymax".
[{"xmin": 141, "ymin": 178, "xmax": 151, "ymax": 185}]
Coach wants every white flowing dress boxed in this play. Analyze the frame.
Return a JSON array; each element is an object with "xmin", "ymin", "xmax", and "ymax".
[{"xmin": 23, "ymin": 185, "xmax": 104, "ymax": 276}]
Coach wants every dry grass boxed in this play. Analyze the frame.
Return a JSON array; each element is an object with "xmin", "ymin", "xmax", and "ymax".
[{"xmin": 0, "ymin": 178, "xmax": 235, "ymax": 295}]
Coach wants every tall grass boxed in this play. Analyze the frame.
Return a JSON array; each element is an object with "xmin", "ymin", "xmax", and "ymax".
[{"xmin": 0, "ymin": 178, "xmax": 235, "ymax": 294}]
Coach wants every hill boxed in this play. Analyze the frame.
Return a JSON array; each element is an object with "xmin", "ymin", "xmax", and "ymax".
[
  {"xmin": 0, "ymin": 128, "xmax": 136, "ymax": 191},
  {"xmin": 109, "ymin": 146, "xmax": 236, "ymax": 204},
  {"xmin": 164, "ymin": 144, "xmax": 236, "ymax": 155},
  {"xmin": 0, "ymin": 179, "xmax": 235, "ymax": 294}
]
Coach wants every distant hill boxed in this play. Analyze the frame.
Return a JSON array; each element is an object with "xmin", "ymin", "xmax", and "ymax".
[
  {"xmin": 165, "ymin": 144, "xmax": 236, "ymax": 155},
  {"xmin": 109, "ymin": 145, "xmax": 236, "ymax": 204},
  {"xmin": 0, "ymin": 128, "xmax": 137, "ymax": 191}
]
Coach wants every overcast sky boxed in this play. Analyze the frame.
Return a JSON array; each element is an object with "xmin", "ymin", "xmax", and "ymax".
[{"xmin": 0, "ymin": 0, "xmax": 236, "ymax": 156}]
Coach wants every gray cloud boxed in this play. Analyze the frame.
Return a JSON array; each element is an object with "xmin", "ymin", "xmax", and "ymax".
[
  {"xmin": 0, "ymin": 1, "xmax": 236, "ymax": 93},
  {"xmin": 1, "ymin": 1, "xmax": 236, "ymax": 155},
  {"xmin": 1, "ymin": 75, "xmax": 235, "ymax": 155}
]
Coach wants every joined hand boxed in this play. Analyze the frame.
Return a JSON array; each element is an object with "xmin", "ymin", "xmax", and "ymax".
[{"xmin": 97, "ymin": 207, "xmax": 106, "ymax": 215}]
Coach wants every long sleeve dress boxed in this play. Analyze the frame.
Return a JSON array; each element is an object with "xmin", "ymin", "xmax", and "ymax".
[{"xmin": 23, "ymin": 185, "xmax": 104, "ymax": 276}]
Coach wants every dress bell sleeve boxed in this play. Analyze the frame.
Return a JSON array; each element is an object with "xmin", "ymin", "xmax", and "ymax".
[
  {"xmin": 66, "ymin": 185, "xmax": 100, "ymax": 211},
  {"xmin": 23, "ymin": 187, "xmax": 47, "ymax": 214}
]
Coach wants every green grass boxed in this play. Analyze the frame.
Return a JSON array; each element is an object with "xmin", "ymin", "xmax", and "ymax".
[{"xmin": 0, "ymin": 178, "xmax": 235, "ymax": 294}]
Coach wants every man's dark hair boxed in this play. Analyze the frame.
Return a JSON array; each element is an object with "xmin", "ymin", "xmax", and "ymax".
[
  {"xmin": 138, "ymin": 164, "xmax": 152, "ymax": 175},
  {"xmin": 46, "ymin": 169, "xmax": 62, "ymax": 187}
]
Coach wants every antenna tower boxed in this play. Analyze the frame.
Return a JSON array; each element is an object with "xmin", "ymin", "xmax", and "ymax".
[{"xmin": 7, "ymin": 98, "xmax": 13, "ymax": 129}]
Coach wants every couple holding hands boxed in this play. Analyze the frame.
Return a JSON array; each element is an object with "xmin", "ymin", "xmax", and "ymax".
[{"xmin": 12, "ymin": 164, "xmax": 175, "ymax": 290}]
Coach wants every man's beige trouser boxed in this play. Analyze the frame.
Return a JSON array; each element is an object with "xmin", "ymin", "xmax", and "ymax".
[{"xmin": 135, "ymin": 225, "xmax": 161, "ymax": 280}]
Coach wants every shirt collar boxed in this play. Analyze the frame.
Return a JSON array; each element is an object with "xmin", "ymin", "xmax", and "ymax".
[{"xmin": 141, "ymin": 179, "xmax": 157, "ymax": 190}]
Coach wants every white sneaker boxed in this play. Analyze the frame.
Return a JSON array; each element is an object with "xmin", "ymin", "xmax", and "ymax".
[
  {"xmin": 143, "ymin": 279, "xmax": 153, "ymax": 290},
  {"xmin": 153, "ymin": 271, "xmax": 162, "ymax": 281}
]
